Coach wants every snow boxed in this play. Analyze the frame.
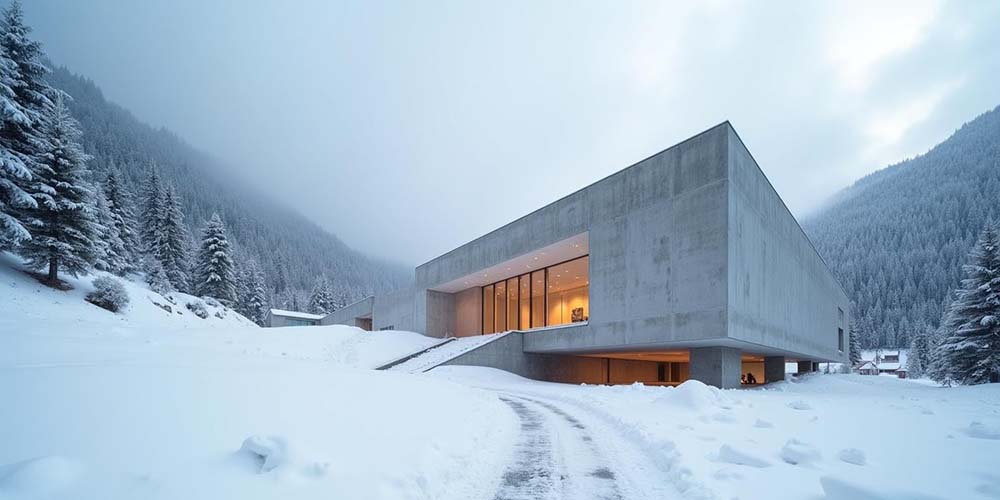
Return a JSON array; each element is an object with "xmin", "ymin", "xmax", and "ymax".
[
  {"xmin": 386, "ymin": 332, "xmax": 512, "ymax": 373},
  {"xmin": 0, "ymin": 253, "xmax": 515, "ymax": 499},
  {"xmin": 4, "ymin": 251, "xmax": 1000, "ymax": 499},
  {"xmin": 430, "ymin": 366, "xmax": 1000, "ymax": 500},
  {"xmin": 267, "ymin": 308, "xmax": 324, "ymax": 320}
]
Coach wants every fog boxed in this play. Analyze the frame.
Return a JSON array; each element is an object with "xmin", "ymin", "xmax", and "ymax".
[{"xmin": 25, "ymin": 0, "xmax": 1000, "ymax": 264}]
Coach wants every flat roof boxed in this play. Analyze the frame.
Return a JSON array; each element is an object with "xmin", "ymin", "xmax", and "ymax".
[{"xmin": 269, "ymin": 309, "xmax": 323, "ymax": 320}]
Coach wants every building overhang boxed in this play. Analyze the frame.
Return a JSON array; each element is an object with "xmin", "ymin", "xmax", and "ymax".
[{"xmin": 427, "ymin": 232, "xmax": 588, "ymax": 293}]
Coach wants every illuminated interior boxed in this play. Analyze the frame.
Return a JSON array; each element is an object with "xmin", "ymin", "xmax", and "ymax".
[{"xmin": 482, "ymin": 255, "xmax": 589, "ymax": 333}]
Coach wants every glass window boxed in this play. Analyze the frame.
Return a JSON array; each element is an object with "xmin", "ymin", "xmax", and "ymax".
[
  {"xmin": 482, "ymin": 284, "xmax": 494, "ymax": 334},
  {"xmin": 519, "ymin": 274, "xmax": 531, "ymax": 330},
  {"xmin": 546, "ymin": 256, "xmax": 589, "ymax": 326},
  {"xmin": 507, "ymin": 277, "xmax": 519, "ymax": 330},
  {"xmin": 494, "ymin": 280, "xmax": 506, "ymax": 333},
  {"xmin": 531, "ymin": 270, "xmax": 545, "ymax": 328}
]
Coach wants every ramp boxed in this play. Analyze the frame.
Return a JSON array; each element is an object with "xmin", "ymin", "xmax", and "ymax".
[{"xmin": 379, "ymin": 332, "xmax": 513, "ymax": 373}]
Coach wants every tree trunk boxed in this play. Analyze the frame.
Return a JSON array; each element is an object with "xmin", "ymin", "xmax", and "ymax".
[{"xmin": 48, "ymin": 257, "xmax": 58, "ymax": 282}]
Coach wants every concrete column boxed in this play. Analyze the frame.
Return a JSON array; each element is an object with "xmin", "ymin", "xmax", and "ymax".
[
  {"xmin": 796, "ymin": 361, "xmax": 813, "ymax": 375},
  {"xmin": 764, "ymin": 356, "xmax": 786, "ymax": 383},
  {"xmin": 689, "ymin": 347, "xmax": 742, "ymax": 389}
]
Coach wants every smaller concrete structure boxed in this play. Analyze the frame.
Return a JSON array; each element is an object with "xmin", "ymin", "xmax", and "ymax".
[{"xmin": 265, "ymin": 309, "xmax": 323, "ymax": 328}]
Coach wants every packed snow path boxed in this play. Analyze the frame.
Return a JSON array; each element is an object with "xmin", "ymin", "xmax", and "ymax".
[{"xmin": 491, "ymin": 392, "xmax": 680, "ymax": 500}]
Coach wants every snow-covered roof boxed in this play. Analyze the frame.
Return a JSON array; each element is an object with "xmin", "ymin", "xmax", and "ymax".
[
  {"xmin": 268, "ymin": 309, "xmax": 323, "ymax": 320},
  {"xmin": 856, "ymin": 361, "xmax": 877, "ymax": 370},
  {"xmin": 877, "ymin": 363, "xmax": 901, "ymax": 371}
]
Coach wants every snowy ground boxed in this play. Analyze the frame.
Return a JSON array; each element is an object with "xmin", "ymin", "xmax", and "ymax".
[{"xmin": 2, "ymin": 253, "xmax": 999, "ymax": 499}]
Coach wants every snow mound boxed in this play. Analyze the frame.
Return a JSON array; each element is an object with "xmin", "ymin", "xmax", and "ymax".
[
  {"xmin": 780, "ymin": 439, "xmax": 821, "ymax": 465},
  {"xmin": 787, "ymin": 400, "xmax": 812, "ymax": 410},
  {"xmin": 239, "ymin": 435, "xmax": 289, "ymax": 473},
  {"xmin": 966, "ymin": 420, "xmax": 1000, "ymax": 440},
  {"xmin": 0, "ymin": 455, "xmax": 83, "ymax": 495},
  {"xmin": 820, "ymin": 476, "xmax": 940, "ymax": 500},
  {"xmin": 753, "ymin": 418, "xmax": 774, "ymax": 428},
  {"xmin": 658, "ymin": 380, "xmax": 724, "ymax": 411},
  {"xmin": 837, "ymin": 448, "xmax": 867, "ymax": 466},
  {"xmin": 714, "ymin": 445, "xmax": 770, "ymax": 468}
]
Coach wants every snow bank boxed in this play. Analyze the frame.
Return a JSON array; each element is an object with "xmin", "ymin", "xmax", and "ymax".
[
  {"xmin": 238, "ymin": 435, "xmax": 289, "ymax": 473},
  {"xmin": 0, "ymin": 455, "xmax": 84, "ymax": 497},
  {"xmin": 657, "ymin": 380, "xmax": 725, "ymax": 411}
]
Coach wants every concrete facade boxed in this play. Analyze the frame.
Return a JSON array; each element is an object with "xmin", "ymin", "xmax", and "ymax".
[{"xmin": 322, "ymin": 122, "xmax": 850, "ymax": 388}]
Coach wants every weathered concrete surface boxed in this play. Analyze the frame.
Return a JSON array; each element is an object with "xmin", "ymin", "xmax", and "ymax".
[
  {"xmin": 764, "ymin": 356, "xmax": 786, "ymax": 383},
  {"xmin": 319, "ymin": 296, "xmax": 373, "ymax": 327},
  {"xmin": 727, "ymin": 127, "xmax": 850, "ymax": 364},
  {"xmin": 689, "ymin": 346, "xmax": 742, "ymax": 389}
]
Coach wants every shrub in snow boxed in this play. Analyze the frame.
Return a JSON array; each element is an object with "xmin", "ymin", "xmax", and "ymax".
[
  {"xmin": 202, "ymin": 296, "xmax": 222, "ymax": 308},
  {"xmin": 837, "ymin": 448, "xmax": 867, "ymax": 465},
  {"xmin": 186, "ymin": 300, "xmax": 209, "ymax": 319},
  {"xmin": 780, "ymin": 439, "xmax": 821, "ymax": 465},
  {"xmin": 85, "ymin": 276, "xmax": 129, "ymax": 312},
  {"xmin": 239, "ymin": 435, "xmax": 288, "ymax": 473}
]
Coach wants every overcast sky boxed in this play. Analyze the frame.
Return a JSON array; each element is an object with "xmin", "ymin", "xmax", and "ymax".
[{"xmin": 24, "ymin": 1, "xmax": 1000, "ymax": 264}]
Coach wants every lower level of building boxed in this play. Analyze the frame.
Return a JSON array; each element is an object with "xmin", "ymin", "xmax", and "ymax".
[{"xmin": 436, "ymin": 331, "xmax": 819, "ymax": 389}]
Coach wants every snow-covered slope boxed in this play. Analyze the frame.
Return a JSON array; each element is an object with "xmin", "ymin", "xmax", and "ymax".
[{"xmin": 0, "ymin": 254, "xmax": 515, "ymax": 500}]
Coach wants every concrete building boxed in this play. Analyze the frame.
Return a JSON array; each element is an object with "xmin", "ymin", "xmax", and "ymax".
[
  {"xmin": 322, "ymin": 122, "xmax": 850, "ymax": 388},
  {"xmin": 266, "ymin": 309, "xmax": 324, "ymax": 327}
]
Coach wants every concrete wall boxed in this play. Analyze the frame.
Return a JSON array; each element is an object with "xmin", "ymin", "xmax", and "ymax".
[
  {"xmin": 726, "ymin": 128, "xmax": 850, "ymax": 363},
  {"xmin": 453, "ymin": 287, "xmax": 482, "ymax": 337},
  {"xmin": 373, "ymin": 287, "xmax": 418, "ymax": 331},
  {"xmin": 266, "ymin": 314, "xmax": 319, "ymax": 328},
  {"xmin": 319, "ymin": 296, "xmax": 373, "ymax": 326},
  {"xmin": 419, "ymin": 124, "xmax": 733, "ymax": 351}
]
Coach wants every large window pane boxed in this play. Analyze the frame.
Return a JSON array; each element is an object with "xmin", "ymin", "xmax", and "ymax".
[
  {"xmin": 519, "ymin": 274, "xmax": 531, "ymax": 330},
  {"xmin": 507, "ymin": 277, "xmax": 519, "ymax": 330},
  {"xmin": 494, "ymin": 280, "xmax": 506, "ymax": 332},
  {"xmin": 482, "ymin": 284, "xmax": 494, "ymax": 334},
  {"xmin": 531, "ymin": 270, "xmax": 545, "ymax": 328},
  {"xmin": 546, "ymin": 256, "xmax": 589, "ymax": 326}
]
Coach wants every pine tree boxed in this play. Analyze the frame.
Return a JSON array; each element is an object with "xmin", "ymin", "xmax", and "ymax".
[
  {"xmin": 193, "ymin": 213, "xmax": 235, "ymax": 304},
  {"xmin": 0, "ymin": 1, "xmax": 42, "ymax": 250},
  {"xmin": 138, "ymin": 167, "xmax": 164, "ymax": 257},
  {"xmin": 907, "ymin": 328, "xmax": 934, "ymax": 379},
  {"xmin": 17, "ymin": 96, "xmax": 97, "ymax": 282},
  {"xmin": 91, "ymin": 184, "xmax": 121, "ymax": 273},
  {"xmin": 238, "ymin": 259, "xmax": 268, "ymax": 325},
  {"xmin": 933, "ymin": 223, "xmax": 1000, "ymax": 385},
  {"xmin": 142, "ymin": 256, "xmax": 171, "ymax": 295},
  {"xmin": 153, "ymin": 183, "xmax": 189, "ymax": 291},
  {"xmin": 849, "ymin": 321, "xmax": 862, "ymax": 367},
  {"xmin": 103, "ymin": 170, "xmax": 139, "ymax": 274},
  {"xmin": 307, "ymin": 275, "xmax": 337, "ymax": 315}
]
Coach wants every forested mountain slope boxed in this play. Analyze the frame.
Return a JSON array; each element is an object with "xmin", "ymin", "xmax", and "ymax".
[
  {"xmin": 804, "ymin": 105, "xmax": 1000, "ymax": 348},
  {"xmin": 46, "ymin": 66, "xmax": 409, "ymax": 305}
]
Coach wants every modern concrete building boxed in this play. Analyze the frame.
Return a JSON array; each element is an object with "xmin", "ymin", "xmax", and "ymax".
[
  {"xmin": 265, "ymin": 308, "xmax": 324, "ymax": 327},
  {"xmin": 323, "ymin": 122, "xmax": 850, "ymax": 388}
]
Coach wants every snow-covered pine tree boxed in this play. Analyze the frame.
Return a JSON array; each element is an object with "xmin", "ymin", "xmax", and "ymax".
[
  {"xmin": 142, "ymin": 256, "xmax": 171, "ymax": 295},
  {"xmin": 0, "ymin": 1, "xmax": 43, "ymax": 250},
  {"xmin": 242, "ymin": 259, "xmax": 268, "ymax": 325},
  {"xmin": 849, "ymin": 320, "xmax": 862, "ymax": 367},
  {"xmin": 193, "ymin": 213, "xmax": 235, "ymax": 304},
  {"xmin": 138, "ymin": 167, "xmax": 164, "ymax": 257},
  {"xmin": 158, "ymin": 183, "xmax": 189, "ymax": 291},
  {"xmin": 103, "ymin": 170, "xmax": 139, "ymax": 274},
  {"xmin": 907, "ymin": 327, "xmax": 934, "ymax": 378},
  {"xmin": 933, "ymin": 222, "xmax": 1000, "ymax": 385},
  {"xmin": 90, "ymin": 184, "xmax": 119, "ymax": 273},
  {"xmin": 17, "ymin": 96, "xmax": 97, "ymax": 282},
  {"xmin": 307, "ymin": 275, "xmax": 337, "ymax": 315}
]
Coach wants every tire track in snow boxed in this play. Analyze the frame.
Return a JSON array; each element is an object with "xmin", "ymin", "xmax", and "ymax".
[{"xmin": 494, "ymin": 395, "xmax": 621, "ymax": 500}]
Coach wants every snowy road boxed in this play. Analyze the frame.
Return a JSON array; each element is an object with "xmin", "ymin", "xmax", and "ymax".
[{"xmin": 492, "ymin": 391, "xmax": 683, "ymax": 500}]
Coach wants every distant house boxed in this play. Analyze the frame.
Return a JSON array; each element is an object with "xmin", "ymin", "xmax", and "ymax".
[
  {"xmin": 266, "ymin": 309, "xmax": 323, "ymax": 327},
  {"xmin": 857, "ymin": 349, "xmax": 907, "ymax": 376},
  {"xmin": 856, "ymin": 360, "xmax": 879, "ymax": 376}
]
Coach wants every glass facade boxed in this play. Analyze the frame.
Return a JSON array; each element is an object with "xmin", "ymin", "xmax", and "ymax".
[{"xmin": 480, "ymin": 255, "xmax": 588, "ymax": 333}]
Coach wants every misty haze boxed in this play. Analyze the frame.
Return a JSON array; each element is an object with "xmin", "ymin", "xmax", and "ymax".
[{"xmin": 2, "ymin": 1, "xmax": 999, "ymax": 499}]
